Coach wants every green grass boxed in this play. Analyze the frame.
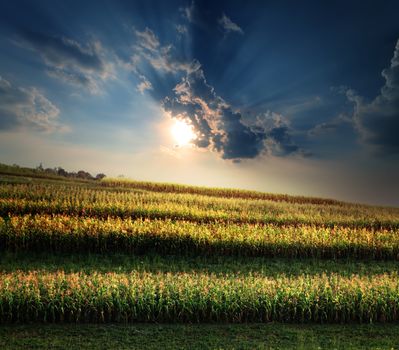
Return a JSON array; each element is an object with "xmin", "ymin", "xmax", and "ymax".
[{"xmin": 1, "ymin": 323, "xmax": 399, "ymax": 349}]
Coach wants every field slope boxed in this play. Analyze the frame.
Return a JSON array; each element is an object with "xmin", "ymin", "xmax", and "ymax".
[{"xmin": 1, "ymin": 167, "xmax": 399, "ymax": 349}]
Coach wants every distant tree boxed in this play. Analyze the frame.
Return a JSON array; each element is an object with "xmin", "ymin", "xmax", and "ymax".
[
  {"xmin": 56, "ymin": 167, "xmax": 68, "ymax": 177},
  {"xmin": 77, "ymin": 170, "xmax": 94, "ymax": 180},
  {"xmin": 44, "ymin": 168, "xmax": 56, "ymax": 174},
  {"xmin": 3, "ymin": 162, "xmax": 106, "ymax": 180},
  {"xmin": 95, "ymin": 173, "xmax": 106, "ymax": 180}
]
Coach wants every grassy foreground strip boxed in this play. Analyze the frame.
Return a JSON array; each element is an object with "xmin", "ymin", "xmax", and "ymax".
[
  {"xmin": 1, "ymin": 323, "xmax": 399, "ymax": 350},
  {"xmin": 1, "ymin": 270, "xmax": 399, "ymax": 323},
  {"xmin": 1, "ymin": 215, "xmax": 399, "ymax": 259},
  {"xmin": 1, "ymin": 184, "xmax": 399, "ymax": 229}
]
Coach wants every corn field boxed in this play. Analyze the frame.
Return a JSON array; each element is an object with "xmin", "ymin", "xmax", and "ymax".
[
  {"xmin": 0, "ymin": 175, "xmax": 399, "ymax": 324},
  {"xmin": 1, "ymin": 271, "xmax": 399, "ymax": 323},
  {"xmin": 1, "ymin": 215, "xmax": 399, "ymax": 259},
  {"xmin": 0, "ymin": 183, "xmax": 398, "ymax": 229}
]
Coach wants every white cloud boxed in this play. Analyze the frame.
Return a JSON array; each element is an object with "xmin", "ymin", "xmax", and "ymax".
[
  {"xmin": 136, "ymin": 74, "xmax": 153, "ymax": 94},
  {"xmin": 134, "ymin": 27, "xmax": 160, "ymax": 52},
  {"xmin": 180, "ymin": 1, "xmax": 195, "ymax": 22},
  {"xmin": 218, "ymin": 13, "xmax": 244, "ymax": 35},
  {"xmin": 176, "ymin": 24, "xmax": 188, "ymax": 36},
  {"xmin": 0, "ymin": 76, "xmax": 66, "ymax": 132},
  {"xmin": 133, "ymin": 27, "xmax": 201, "ymax": 74}
]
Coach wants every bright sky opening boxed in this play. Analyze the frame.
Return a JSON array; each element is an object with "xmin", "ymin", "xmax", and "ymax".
[{"xmin": 171, "ymin": 119, "xmax": 196, "ymax": 147}]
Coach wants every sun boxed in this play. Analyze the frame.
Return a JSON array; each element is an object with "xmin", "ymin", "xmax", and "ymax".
[{"xmin": 171, "ymin": 119, "xmax": 196, "ymax": 146}]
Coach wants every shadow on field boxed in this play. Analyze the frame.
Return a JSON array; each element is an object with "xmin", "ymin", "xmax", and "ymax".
[{"xmin": 1, "ymin": 252, "xmax": 397, "ymax": 277}]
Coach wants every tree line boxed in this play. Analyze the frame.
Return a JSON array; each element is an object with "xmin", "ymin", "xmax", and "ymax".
[{"xmin": 35, "ymin": 163, "xmax": 106, "ymax": 180}]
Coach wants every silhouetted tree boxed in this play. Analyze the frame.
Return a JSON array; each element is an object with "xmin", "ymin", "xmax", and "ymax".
[
  {"xmin": 56, "ymin": 167, "xmax": 68, "ymax": 177},
  {"xmin": 36, "ymin": 163, "xmax": 44, "ymax": 172},
  {"xmin": 77, "ymin": 170, "xmax": 93, "ymax": 180},
  {"xmin": 95, "ymin": 173, "xmax": 106, "ymax": 180}
]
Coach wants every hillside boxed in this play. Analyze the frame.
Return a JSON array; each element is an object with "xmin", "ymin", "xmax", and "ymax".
[{"xmin": 1, "ymin": 165, "xmax": 399, "ymax": 349}]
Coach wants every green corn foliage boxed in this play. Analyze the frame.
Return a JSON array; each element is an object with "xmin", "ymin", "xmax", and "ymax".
[
  {"xmin": 0, "ymin": 183, "xmax": 398, "ymax": 229},
  {"xmin": 1, "ymin": 215, "xmax": 398, "ymax": 259},
  {"xmin": 0, "ymin": 271, "xmax": 398, "ymax": 324},
  {"xmin": 1, "ymin": 177, "xmax": 398, "ymax": 325}
]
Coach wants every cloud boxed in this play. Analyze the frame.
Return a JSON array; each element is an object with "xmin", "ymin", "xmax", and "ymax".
[
  {"xmin": 251, "ymin": 111, "xmax": 300, "ymax": 156},
  {"xmin": 15, "ymin": 30, "xmax": 114, "ymax": 94},
  {"xmin": 218, "ymin": 13, "xmax": 244, "ymax": 35},
  {"xmin": 0, "ymin": 76, "xmax": 65, "ymax": 132},
  {"xmin": 308, "ymin": 113, "xmax": 352, "ymax": 136},
  {"xmin": 133, "ymin": 27, "xmax": 200, "ymax": 74},
  {"xmin": 134, "ymin": 27, "xmax": 160, "ymax": 52},
  {"xmin": 180, "ymin": 1, "xmax": 195, "ymax": 23},
  {"xmin": 136, "ymin": 74, "xmax": 153, "ymax": 94},
  {"xmin": 347, "ymin": 39, "xmax": 399, "ymax": 154},
  {"xmin": 46, "ymin": 68, "xmax": 99, "ymax": 93},
  {"xmin": 163, "ymin": 68, "xmax": 299, "ymax": 160},
  {"xmin": 132, "ymin": 26, "xmax": 300, "ymax": 161},
  {"xmin": 176, "ymin": 24, "xmax": 188, "ymax": 36}
]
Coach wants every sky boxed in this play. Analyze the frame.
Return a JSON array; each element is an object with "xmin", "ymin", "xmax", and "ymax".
[{"xmin": 0, "ymin": 0, "xmax": 398, "ymax": 206}]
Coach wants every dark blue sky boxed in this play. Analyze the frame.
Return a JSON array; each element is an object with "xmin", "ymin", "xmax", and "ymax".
[{"xmin": 0, "ymin": 0, "xmax": 398, "ymax": 205}]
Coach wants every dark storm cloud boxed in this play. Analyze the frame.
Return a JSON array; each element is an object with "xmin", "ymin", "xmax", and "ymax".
[
  {"xmin": 0, "ymin": 76, "xmax": 62, "ymax": 132},
  {"xmin": 268, "ymin": 127, "xmax": 299, "ymax": 155},
  {"xmin": 347, "ymin": 39, "xmax": 399, "ymax": 154},
  {"xmin": 15, "ymin": 30, "xmax": 113, "ymax": 94},
  {"xmin": 131, "ymin": 19, "xmax": 302, "ymax": 160},
  {"xmin": 215, "ymin": 107, "xmax": 264, "ymax": 159},
  {"xmin": 163, "ymin": 68, "xmax": 299, "ymax": 160},
  {"xmin": 131, "ymin": 25, "xmax": 301, "ymax": 160},
  {"xmin": 250, "ymin": 111, "xmax": 300, "ymax": 156},
  {"xmin": 307, "ymin": 39, "xmax": 399, "ymax": 156}
]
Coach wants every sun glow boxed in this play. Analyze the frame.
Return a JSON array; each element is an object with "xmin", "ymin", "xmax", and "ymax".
[{"xmin": 171, "ymin": 119, "xmax": 196, "ymax": 146}]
